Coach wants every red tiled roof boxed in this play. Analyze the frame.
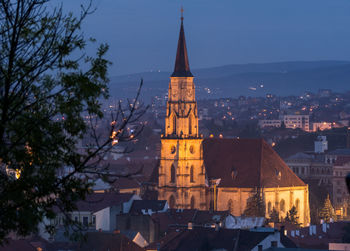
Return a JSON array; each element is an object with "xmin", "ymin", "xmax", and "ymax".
[
  {"xmin": 334, "ymin": 156, "xmax": 350, "ymax": 166},
  {"xmin": 78, "ymin": 232, "xmax": 144, "ymax": 251},
  {"xmin": 151, "ymin": 209, "xmax": 197, "ymax": 233},
  {"xmin": 151, "ymin": 209, "xmax": 229, "ymax": 234},
  {"xmin": 147, "ymin": 228, "xmax": 273, "ymax": 251},
  {"xmin": 113, "ymin": 177, "xmax": 141, "ymax": 190},
  {"xmin": 203, "ymin": 138, "xmax": 305, "ymax": 188},
  {"xmin": 287, "ymin": 221, "xmax": 349, "ymax": 250},
  {"xmin": 107, "ymin": 158, "xmax": 158, "ymax": 181},
  {"xmin": 75, "ymin": 192, "xmax": 134, "ymax": 212},
  {"xmin": 0, "ymin": 239, "xmax": 36, "ymax": 251},
  {"xmin": 130, "ymin": 200, "xmax": 167, "ymax": 214}
]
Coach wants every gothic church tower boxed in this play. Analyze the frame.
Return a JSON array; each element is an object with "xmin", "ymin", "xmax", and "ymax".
[{"xmin": 158, "ymin": 13, "xmax": 206, "ymax": 209}]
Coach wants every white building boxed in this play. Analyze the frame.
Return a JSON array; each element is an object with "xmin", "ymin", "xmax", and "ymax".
[
  {"xmin": 282, "ymin": 114, "xmax": 310, "ymax": 131},
  {"xmin": 314, "ymin": 136, "xmax": 328, "ymax": 153},
  {"xmin": 41, "ymin": 192, "xmax": 141, "ymax": 241},
  {"xmin": 93, "ymin": 193, "xmax": 141, "ymax": 231}
]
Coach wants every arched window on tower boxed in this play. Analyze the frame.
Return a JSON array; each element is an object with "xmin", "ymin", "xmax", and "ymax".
[
  {"xmin": 189, "ymin": 115, "xmax": 192, "ymax": 135},
  {"xmin": 190, "ymin": 196, "xmax": 195, "ymax": 209},
  {"xmin": 173, "ymin": 116, "xmax": 176, "ymax": 134},
  {"xmin": 171, "ymin": 164, "xmax": 176, "ymax": 183},
  {"xmin": 169, "ymin": 195, "xmax": 176, "ymax": 209},
  {"xmin": 190, "ymin": 165, "xmax": 194, "ymax": 183}
]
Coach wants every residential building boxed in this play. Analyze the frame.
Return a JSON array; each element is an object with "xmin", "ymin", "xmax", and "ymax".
[
  {"xmin": 281, "ymin": 115, "xmax": 310, "ymax": 131},
  {"xmin": 286, "ymin": 221, "xmax": 350, "ymax": 250},
  {"xmin": 129, "ymin": 200, "xmax": 168, "ymax": 215},
  {"xmin": 285, "ymin": 152, "xmax": 333, "ymax": 184},
  {"xmin": 47, "ymin": 192, "xmax": 141, "ymax": 237},
  {"xmin": 93, "ymin": 193, "xmax": 141, "ymax": 231},
  {"xmin": 311, "ymin": 122, "xmax": 332, "ymax": 132},
  {"xmin": 332, "ymin": 156, "xmax": 350, "ymax": 218},
  {"xmin": 258, "ymin": 119, "xmax": 282, "ymax": 129},
  {"xmin": 78, "ymin": 232, "xmax": 145, "ymax": 251},
  {"xmin": 146, "ymin": 227, "xmax": 296, "ymax": 251}
]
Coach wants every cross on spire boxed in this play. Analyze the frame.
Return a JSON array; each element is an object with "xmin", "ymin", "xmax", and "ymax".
[{"xmin": 181, "ymin": 6, "xmax": 184, "ymax": 21}]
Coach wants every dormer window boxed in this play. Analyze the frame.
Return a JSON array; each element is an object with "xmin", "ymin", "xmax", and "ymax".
[
  {"xmin": 231, "ymin": 167, "xmax": 238, "ymax": 179},
  {"xmin": 276, "ymin": 169, "xmax": 282, "ymax": 180}
]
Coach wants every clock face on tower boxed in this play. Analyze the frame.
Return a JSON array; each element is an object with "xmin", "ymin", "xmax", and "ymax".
[
  {"xmin": 186, "ymin": 89, "xmax": 193, "ymax": 98},
  {"xmin": 172, "ymin": 89, "xmax": 178, "ymax": 99}
]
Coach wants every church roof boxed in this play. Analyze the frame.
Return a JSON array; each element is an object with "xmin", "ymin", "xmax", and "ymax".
[
  {"xmin": 286, "ymin": 152, "xmax": 314, "ymax": 160},
  {"xmin": 171, "ymin": 17, "xmax": 193, "ymax": 77},
  {"xmin": 203, "ymin": 138, "xmax": 306, "ymax": 188}
]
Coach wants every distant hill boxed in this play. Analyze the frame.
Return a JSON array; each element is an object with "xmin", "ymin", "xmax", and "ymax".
[{"xmin": 108, "ymin": 61, "xmax": 350, "ymax": 102}]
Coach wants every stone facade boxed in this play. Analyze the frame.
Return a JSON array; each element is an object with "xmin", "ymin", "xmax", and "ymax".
[
  {"xmin": 216, "ymin": 186, "xmax": 310, "ymax": 225},
  {"xmin": 158, "ymin": 138, "xmax": 206, "ymax": 209}
]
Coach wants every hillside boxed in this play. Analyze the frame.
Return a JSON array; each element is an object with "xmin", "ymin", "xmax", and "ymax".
[{"xmin": 108, "ymin": 61, "xmax": 350, "ymax": 101}]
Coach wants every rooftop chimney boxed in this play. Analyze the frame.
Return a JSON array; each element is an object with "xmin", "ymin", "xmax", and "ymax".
[
  {"xmin": 271, "ymin": 241, "xmax": 277, "ymax": 247},
  {"xmin": 280, "ymin": 226, "xmax": 285, "ymax": 236}
]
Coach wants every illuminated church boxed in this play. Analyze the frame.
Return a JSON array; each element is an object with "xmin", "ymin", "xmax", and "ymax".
[{"xmin": 157, "ymin": 14, "xmax": 310, "ymax": 226}]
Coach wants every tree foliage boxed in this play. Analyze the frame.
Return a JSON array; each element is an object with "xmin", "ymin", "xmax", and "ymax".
[
  {"xmin": 284, "ymin": 206, "xmax": 300, "ymax": 226},
  {"xmin": 0, "ymin": 0, "xmax": 146, "ymax": 242},
  {"xmin": 268, "ymin": 207, "xmax": 280, "ymax": 223},
  {"xmin": 243, "ymin": 187, "xmax": 265, "ymax": 217}
]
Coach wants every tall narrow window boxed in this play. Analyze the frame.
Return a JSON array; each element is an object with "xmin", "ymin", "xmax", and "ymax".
[
  {"xmin": 280, "ymin": 199, "xmax": 285, "ymax": 213},
  {"xmin": 190, "ymin": 165, "xmax": 194, "ymax": 183},
  {"xmin": 173, "ymin": 117, "xmax": 176, "ymax": 134},
  {"xmin": 189, "ymin": 116, "xmax": 192, "ymax": 135},
  {"xmin": 190, "ymin": 196, "xmax": 195, "ymax": 209},
  {"xmin": 295, "ymin": 199, "xmax": 300, "ymax": 214},
  {"xmin": 171, "ymin": 164, "xmax": 176, "ymax": 183}
]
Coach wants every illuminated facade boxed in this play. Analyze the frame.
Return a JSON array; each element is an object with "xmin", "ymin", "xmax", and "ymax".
[
  {"xmin": 158, "ymin": 15, "xmax": 310, "ymax": 226},
  {"xmin": 158, "ymin": 14, "xmax": 206, "ymax": 209}
]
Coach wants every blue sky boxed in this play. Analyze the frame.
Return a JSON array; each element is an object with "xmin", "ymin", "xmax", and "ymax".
[{"xmin": 62, "ymin": 0, "xmax": 350, "ymax": 75}]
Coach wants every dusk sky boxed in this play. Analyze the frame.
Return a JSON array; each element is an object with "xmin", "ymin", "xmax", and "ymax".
[{"xmin": 63, "ymin": 0, "xmax": 350, "ymax": 76}]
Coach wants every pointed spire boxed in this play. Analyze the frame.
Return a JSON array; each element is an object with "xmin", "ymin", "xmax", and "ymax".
[{"xmin": 171, "ymin": 7, "xmax": 193, "ymax": 77}]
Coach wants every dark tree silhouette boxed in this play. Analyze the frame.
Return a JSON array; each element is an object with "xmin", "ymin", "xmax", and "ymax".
[
  {"xmin": 0, "ymin": 0, "xmax": 146, "ymax": 242},
  {"xmin": 284, "ymin": 206, "xmax": 300, "ymax": 226},
  {"xmin": 268, "ymin": 208, "xmax": 280, "ymax": 224},
  {"xmin": 243, "ymin": 187, "xmax": 266, "ymax": 217}
]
